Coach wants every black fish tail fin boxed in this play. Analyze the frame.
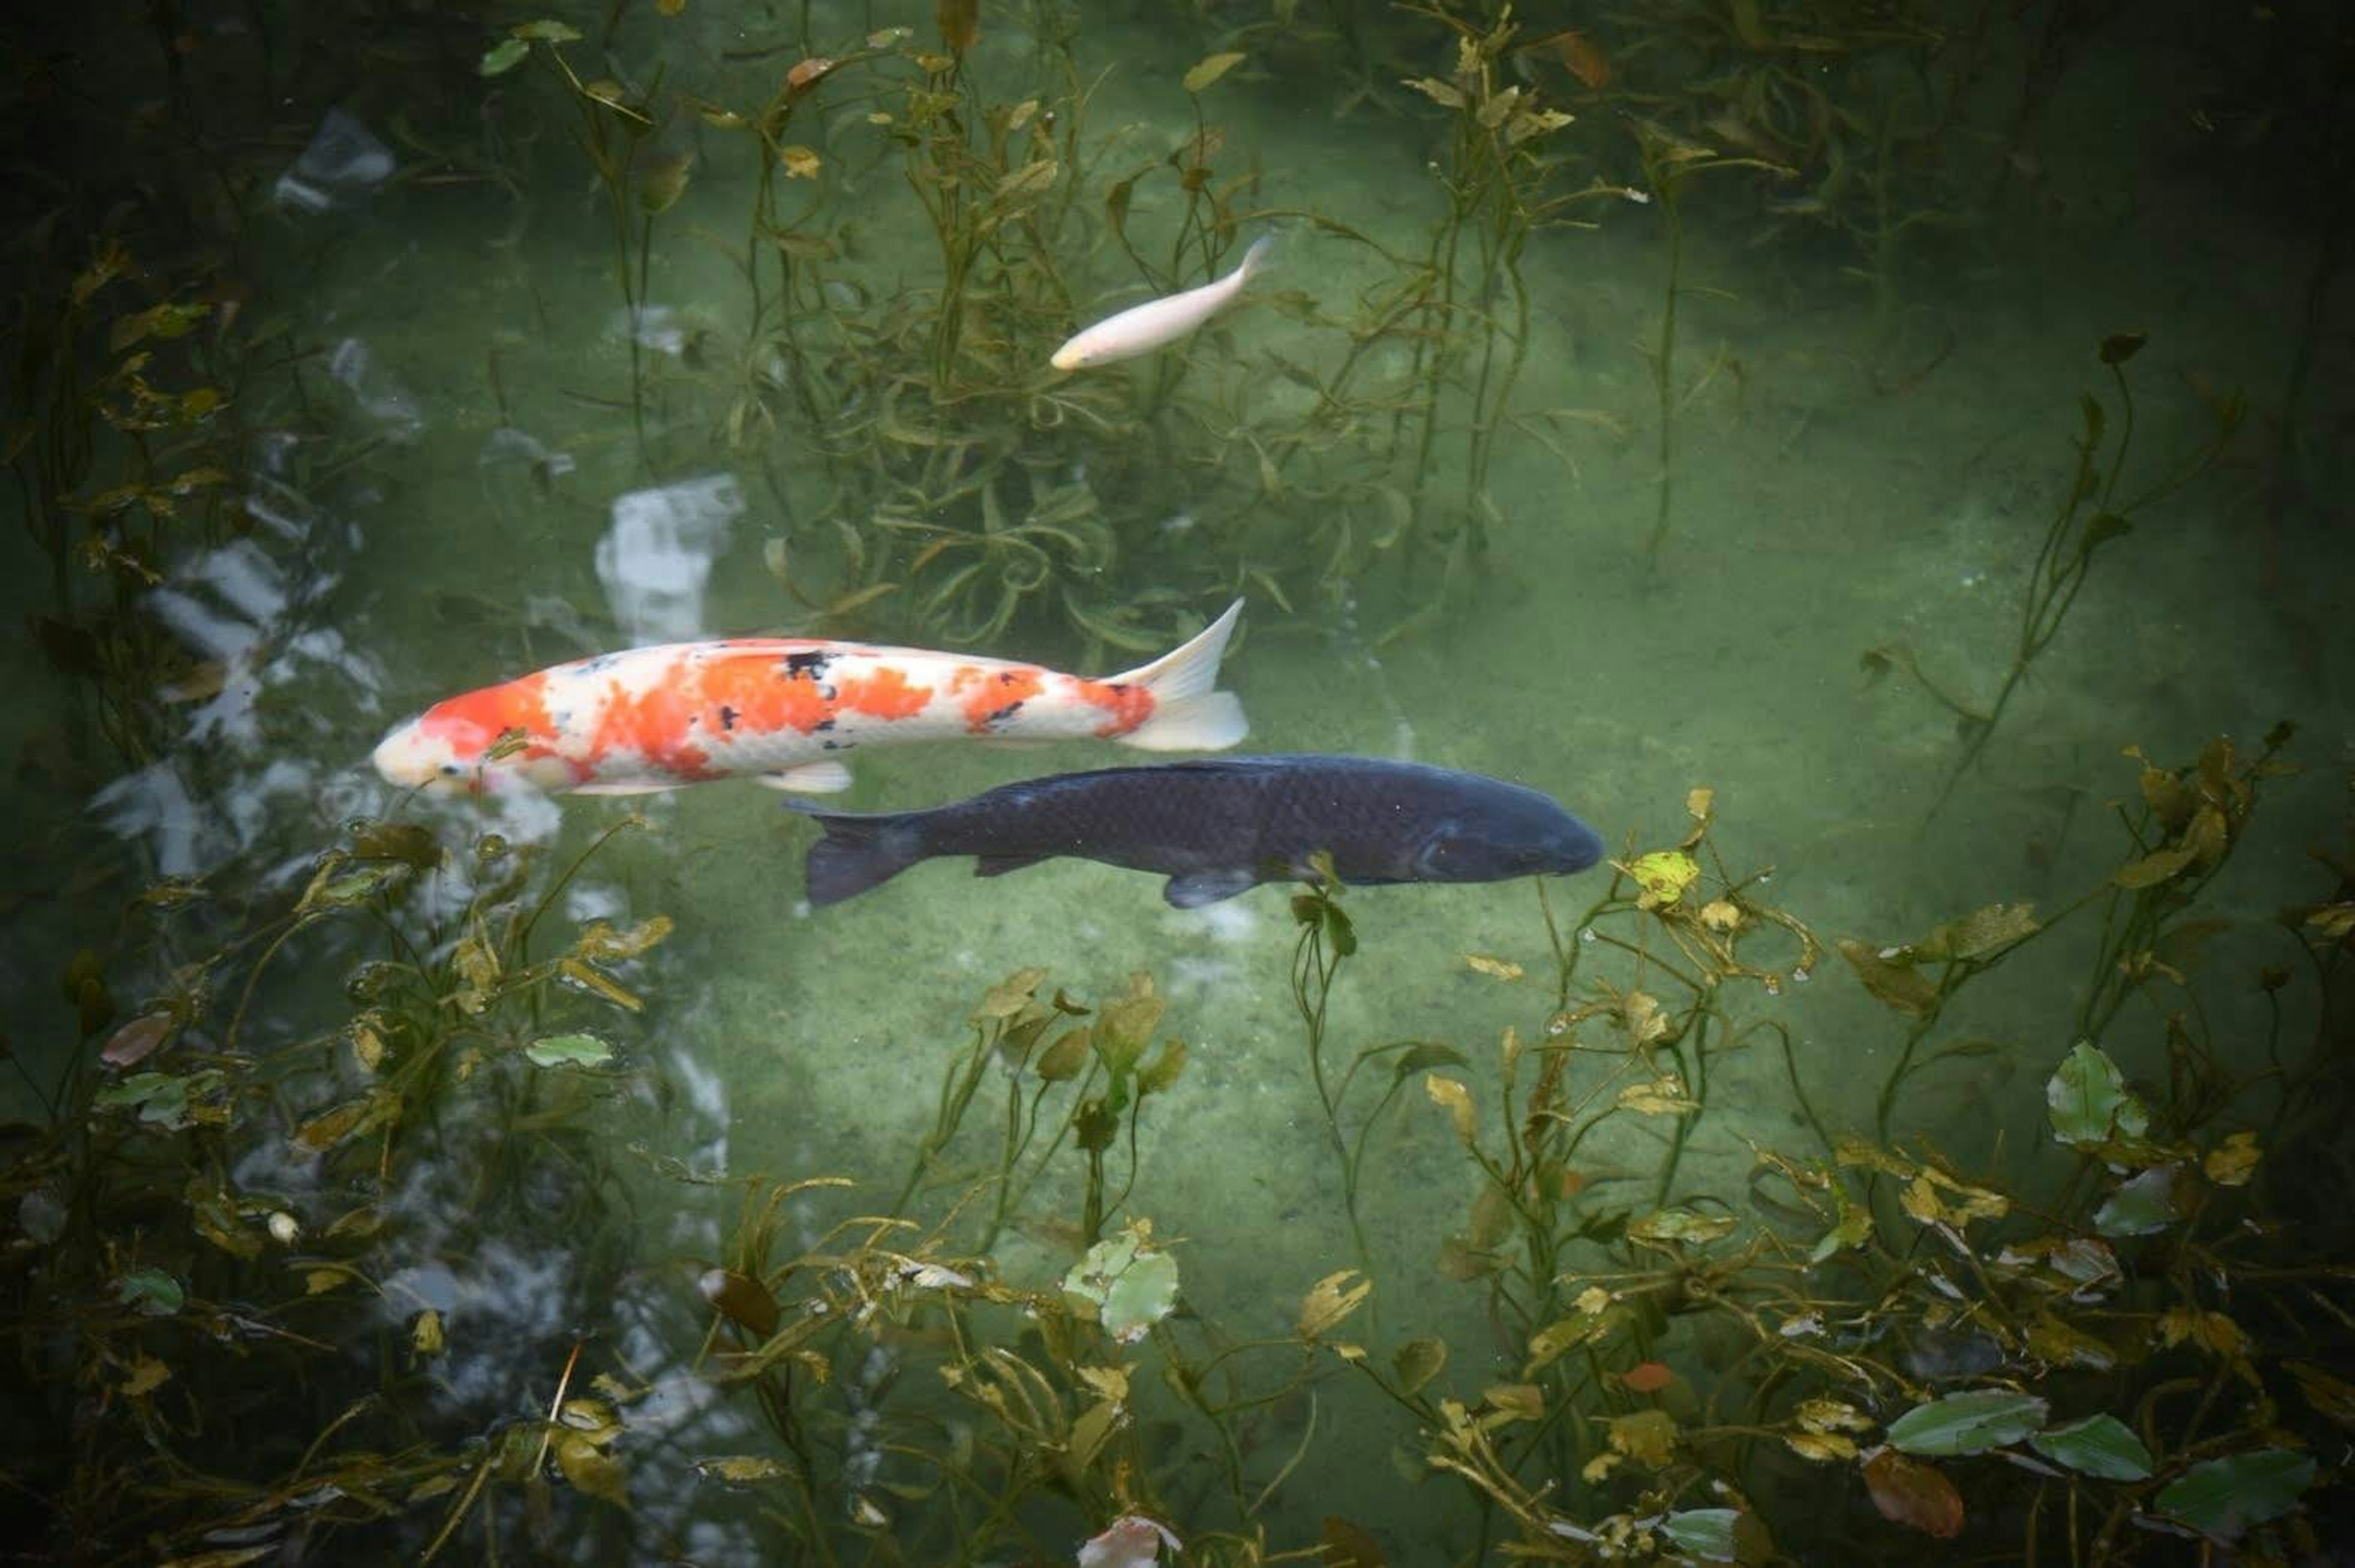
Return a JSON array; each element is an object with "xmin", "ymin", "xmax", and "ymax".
[{"xmin": 786, "ymin": 806, "xmax": 929, "ymax": 907}]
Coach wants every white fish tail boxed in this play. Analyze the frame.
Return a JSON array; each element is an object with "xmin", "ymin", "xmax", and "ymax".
[
  {"xmin": 1111, "ymin": 597, "xmax": 1248, "ymax": 751},
  {"xmin": 1235, "ymin": 233, "xmax": 1274, "ymax": 283}
]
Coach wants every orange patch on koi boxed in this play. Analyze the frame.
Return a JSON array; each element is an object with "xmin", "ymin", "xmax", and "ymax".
[
  {"xmin": 1074, "ymin": 679, "xmax": 1154, "ymax": 737},
  {"xmin": 588, "ymin": 675, "xmax": 714, "ymax": 778},
  {"xmin": 836, "ymin": 666, "xmax": 933, "ymax": 720},
  {"xmin": 963, "ymin": 667, "xmax": 1044, "ymax": 732},
  {"xmin": 697, "ymin": 652, "xmax": 837, "ymax": 735},
  {"xmin": 424, "ymin": 671, "xmax": 556, "ymax": 757}
]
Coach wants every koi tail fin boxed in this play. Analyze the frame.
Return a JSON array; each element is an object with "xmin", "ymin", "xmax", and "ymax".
[
  {"xmin": 1109, "ymin": 598, "xmax": 1250, "ymax": 752},
  {"xmin": 783, "ymin": 803, "xmax": 930, "ymax": 908}
]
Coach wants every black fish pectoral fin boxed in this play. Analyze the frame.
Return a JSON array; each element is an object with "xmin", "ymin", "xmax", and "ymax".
[
  {"xmin": 973, "ymin": 853, "xmax": 1050, "ymax": 878},
  {"xmin": 1163, "ymin": 868, "xmax": 1258, "ymax": 908}
]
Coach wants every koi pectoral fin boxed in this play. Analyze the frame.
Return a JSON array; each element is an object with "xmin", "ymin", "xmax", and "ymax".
[
  {"xmin": 752, "ymin": 760, "xmax": 855, "ymax": 794},
  {"xmin": 1163, "ymin": 868, "xmax": 1258, "ymax": 908},
  {"xmin": 571, "ymin": 779, "xmax": 681, "ymax": 796}
]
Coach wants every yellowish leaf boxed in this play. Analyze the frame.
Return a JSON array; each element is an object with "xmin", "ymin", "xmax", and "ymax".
[
  {"xmin": 1424, "ymin": 1074, "xmax": 1477, "ymax": 1143},
  {"xmin": 1607, "ymin": 1409, "xmax": 1677, "ymax": 1467},
  {"xmin": 1463, "ymin": 953, "xmax": 1523, "ymax": 981},
  {"xmin": 1182, "ymin": 51, "xmax": 1247, "ymax": 94},
  {"xmin": 1298, "ymin": 1268, "xmax": 1373, "ymax": 1342},
  {"xmin": 779, "ymin": 145, "xmax": 821, "ymax": 179},
  {"xmin": 1617, "ymin": 1076, "xmax": 1698, "ymax": 1116},
  {"xmin": 1783, "ymin": 1430, "xmax": 1856, "ymax": 1462},
  {"xmin": 2203, "ymin": 1130, "xmax": 2260, "ymax": 1187}
]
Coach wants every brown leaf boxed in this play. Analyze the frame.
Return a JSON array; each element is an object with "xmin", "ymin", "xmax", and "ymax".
[
  {"xmin": 1619, "ymin": 1361, "xmax": 1673, "ymax": 1394},
  {"xmin": 1863, "ymin": 1449, "xmax": 1964, "ymax": 1538},
  {"xmin": 1320, "ymin": 1515, "xmax": 1387, "ymax": 1567},
  {"xmin": 934, "ymin": 0, "xmax": 978, "ymax": 55},
  {"xmin": 1837, "ymin": 938, "xmax": 1938, "ymax": 1017},
  {"xmin": 101, "ymin": 1011, "xmax": 175, "ymax": 1068}
]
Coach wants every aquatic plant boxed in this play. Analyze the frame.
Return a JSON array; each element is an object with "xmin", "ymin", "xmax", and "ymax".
[
  {"xmin": 1864, "ymin": 333, "xmax": 2246, "ymax": 817},
  {"xmin": 0, "ymin": 813, "xmax": 665, "ymax": 1561}
]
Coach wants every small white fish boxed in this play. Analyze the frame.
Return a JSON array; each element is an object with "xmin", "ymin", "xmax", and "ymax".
[{"xmin": 1051, "ymin": 235, "xmax": 1273, "ymax": 370}]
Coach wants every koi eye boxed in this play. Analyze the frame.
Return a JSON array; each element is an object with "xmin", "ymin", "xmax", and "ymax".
[{"xmin": 439, "ymin": 764, "xmax": 462, "ymax": 777}]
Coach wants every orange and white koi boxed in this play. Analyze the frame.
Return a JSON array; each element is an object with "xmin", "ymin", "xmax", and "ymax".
[
  {"xmin": 1050, "ymin": 236, "xmax": 1273, "ymax": 371},
  {"xmin": 372, "ymin": 600, "xmax": 1246, "ymax": 797}
]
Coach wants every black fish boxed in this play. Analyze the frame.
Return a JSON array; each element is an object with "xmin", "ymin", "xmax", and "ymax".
[{"xmin": 784, "ymin": 754, "xmax": 1606, "ymax": 909}]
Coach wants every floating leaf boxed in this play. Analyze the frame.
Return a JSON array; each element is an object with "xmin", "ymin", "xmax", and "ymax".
[
  {"xmin": 2093, "ymin": 1162, "xmax": 2187, "ymax": 1236},
  {"xmin": 1617, "ymin": 1076, "xmax": 1699, "ymax": 1116},
  {"xmin": 1620, "ymin": 1361, "xmax": 1674, "ymax": 1394},
  {"xmin": 115, "ymin": 1267, "xmax": 185, "ymax": 1317},
  {"xmin": 1320, "ymin": 1515, "xmax": 1387, "ymax": 1568},
  {"xmin": 1920, "ymin": 902, "xmax": 2040, "ymax": 960},
  {"xmin": 1182, "ymin": 51, "xmax": 1247, "ymax": 94},
  {"xmin": 2028, "ymin": 1413, "xmax": 2153, "ymax": 1480},
  {"xmin": 971, "ymin": 966, "xmax": 1047, "ymax": 1021},
  {"xmin": 412, "ymin": 1307, "xmax": 446, "ymax": 1356},
  {"xmin": 556, "ymin": 1431, "xmax": 628, "ymax": 1507},
  {"xmin": 2155, "ymin": 1448, "xmax": 2315, "ymax": 1539},
  {"xmin": 1661, "ymin": 1507, "xmax": 1770, "ymax": 1564},
  {"xmin": 1861, "ymin": 1450, "xmax": 1964, "ymax": 1538},
  {"xmin": 2113, "ymin": 843, "xmax": 2196, "ymax": 889},
  {"xmin": 101, "ymin": 1011, "xmax": 175, "ymax": 1069},
  {"xmin": 1392, "ymin": 1336, "xmax": 1446, "ymax": 1396},
  {"xmin": 1062, "ymin": 1224, "xmax": 1179, "ymax": 1342},
  {"xmin": 779, "ymin": 145, "xmax": 821, "ymax": 180},
  {"xmin": 700, "ymin": 1268, "xmax": 781, "ymax": 1337},
  {"xmin": 526, "ymin": 1033, "xmax": 616, "ymax": 1069},
  {"xmin": 1837, "ymin": 939, "xmax": 1937, "ymax": 1017},
  {"xmin": 2097, "ymin": 331, "xmax": 2148, "ymax": 365},
  {"xmin": 935, "ymin": 0, "xmax": 979, "ymax": 55},
  {"xmin": 1627, "ymin": 1207, "xmax": 1736, "ymax": 1246},
  {"xmin": 1424, "ymin": 1074, "xmax": 1477, "ymax": 1142},
  {"xmin": 2202, "ymin": 1130, "xmax": 2260, "ymax": 1186},
  {"xmin": 1606, "ymin": 1409, "xmax": 1677, "ymax": 1467},
  {"xmin": 1885, "ymin": 1390, "xmax": 2048, "ymax": 1456},
  {"xmin": 1626, "ymin": 850, "xmax": 1700, "ymax": 909},
  {"xmin": 1463, "ymin": 953, "xmax": 1522, "ymax": 981},
  {"xmin": 1298, "ymin": 1269, "xmax": 1373, "ymax": 1342},
  {"xmin": 480, "ymin": 36, "xmax": 529, "ymax": 76},
  {"xmin": 697, "ymin": 1455, "xmax": 792, "ymax": 1485},
  {"xmin": 2046, "ymin": 1042, "xmax": 2149, "ymax": 1147}
]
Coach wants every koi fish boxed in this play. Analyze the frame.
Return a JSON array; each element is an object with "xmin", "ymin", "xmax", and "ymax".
[
  {"xmin": 785, "ymin": 753, "xmax": 1605, "ymax": 908},
  {"xmin": 1050, "ymin": 235, "xmax": 1273, "ymax": 370},
  {"xmin": 372, "ymin": 600, "xmax": 1247, "ymax": 797}
]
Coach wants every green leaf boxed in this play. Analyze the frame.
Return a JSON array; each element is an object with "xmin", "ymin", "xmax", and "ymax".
[
  {"xmin": 1181, "ymin": 51, "xmax": 1246, "ymax": 94},
  {"xmin": 2156, "ymin": 1448, "xmax": 2315, "ymax": 1539},
  {"xmin": 479, "ymin": 37, "xmax": 529, "ymax": 75},
  {"xmin": 2097, "ymin": 331, "xmax": 2147, "ymax": 366},
  {"xmin": 1626, "ymin": 1207, "xmax": 1737, "ymax": 1246},
  {"xmin": 115, "ymin": 1267, "xmax": 186, "ymax": 1317},
  {"xmin": 1885, "ymin": 1390, "xmax": 2048, "ymax": 1456},
  {"xmin": 2093, "ymin": 1162, "xmax": 2186, "ymax": 1237},
  {"xmin": 2046, "ymin": 1042, "xmax": 2149, "ymax": 1147},
  {"xmin": 1061, "ymin": 1225, "xmax": 1181, "ymax": 1342},
  {"xmin": 2029, "ymin": 1413, "xmax": 2153, "ymax": 1480},
  {"xmin": 1392, "ymin": 1336, "xmax": 1447, "ymax": 1396},
  {"xmin": 526, "ymin": 1033, "xmax": 616, "ymax": 1069},
  {"xmin": 1661, "ymin": 1508, "xmax": 1769, "ymax": 1563}
]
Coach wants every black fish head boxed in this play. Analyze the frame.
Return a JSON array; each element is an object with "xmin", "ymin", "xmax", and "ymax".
[{"xmin": 1408, "ymin": 782, "xmax": 1605, "ymax": 884}]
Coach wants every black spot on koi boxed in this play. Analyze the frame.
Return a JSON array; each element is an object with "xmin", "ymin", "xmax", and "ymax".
[
  {"xmin": 782, "ymin": 650, "xmax": 832, "ymax": 679},
  {"xmin": 718, "ymin": 705, "xmax": 739, "ymax": 732}
]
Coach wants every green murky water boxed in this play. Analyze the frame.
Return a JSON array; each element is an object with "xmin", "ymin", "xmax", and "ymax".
[{"xmin": 6, "ymin": 2, "xmax": 2351, "ymax": 1562}]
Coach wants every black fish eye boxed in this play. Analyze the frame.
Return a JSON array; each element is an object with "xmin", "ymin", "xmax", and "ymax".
[{"xmin": 440, "ymin": 763, "xmax": 462, "ymax": 776}]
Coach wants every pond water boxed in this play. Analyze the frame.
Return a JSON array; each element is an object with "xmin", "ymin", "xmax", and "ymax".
[{"xmin": 5, "ymin": 2, "xmax": 2349, "ymax": 1562}]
